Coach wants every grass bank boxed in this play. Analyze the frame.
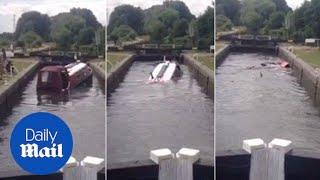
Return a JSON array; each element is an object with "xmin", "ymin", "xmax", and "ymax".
[
  {"xmin": 293, "ymin": 47, "xmax": 320, "ymax": 68},
  {"xmin": 0, "ymin": 58, "xmax": 36, "ymax": 88},
  {"xmin": 190, "ymin": 53, "xmax": 214, "ymax": 70},
  {"xmin": 107, "ymin": 53, "xmax": 131, "ymax": 72}
]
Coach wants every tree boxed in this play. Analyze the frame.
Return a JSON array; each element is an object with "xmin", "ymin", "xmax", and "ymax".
[
  {"xmin": 169, "ymin": 1, "xmax": 195, "ymax": 20},
  {"xmin": 18, "ymin": 31, "xmax": 43, "ymax": 48},
  {"xmin": 51, "ymin": 27, "xmax": 73, "ymax": 49},
  {"xmin": 172, "ymin": 19, "xmax": 189, "ymax": 37},
  {"xmin": 216, "ymin": 0, "xmax": 241, "ymax": 24},
  {"xmin": 77, "ymin": 27, "xmax": 95, "ymax": 45},
  {"xmin": 197, "ymin": 6, "xmax": 214, "ymax": 45},
  {"xmin": 267, "ymin": 12, "xmax": 285, "ymax": 30},
  {"xmin": 271, "ymin": 0, "xmax": 291, "ymax": 12},
  {"xmin": 217, "ymin": 15, "xmax": 233, "ymax": 31},
  {"xmin": 158, "ymin": 9, "xmax": 179, "ymax": 28},
  {"xmin": 107, "ymin": 5, "xmax": 144, "ymax": 34},
  {"xmin": 15, "ymin": 11, "xmax": 51, "ymax": 40},
  {"xmin": 145, "ymin": 19, "xmax": 166, "ymax": 43},
  {"xmin": 51, "ymin": 13, "xmax": 86, "ymax": 47},
  {"xmin": 70, "ymin": 8, "xmax": 101, "ymax": 28},
  {"xmin": 110, "ymin": 25, "xmax": 137, "ymax": 43},
  {"xmin": 241, "ymin": 11, "xmax": 262, "ymax": 33}
]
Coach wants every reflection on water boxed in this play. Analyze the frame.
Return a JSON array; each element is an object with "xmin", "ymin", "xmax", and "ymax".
[
  {"xmin": 217, "ymin": 52, "xmax": 320, "ymax": 152},
  {"xmin": 0, "ymin": 74, "xmax": 104, "ymax": 172},
  {"xmin": 107, "ymin": 61, "xmax": 214, "ymax": 164}
]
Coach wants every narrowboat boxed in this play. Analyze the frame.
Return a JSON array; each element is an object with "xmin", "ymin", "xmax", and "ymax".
[
  {"xmin": 37, "ymin": 62, "xmax": 92, "ymax": 92},
  {"xmin": 149, "ymin": 57, "xmax": 181, "ymax": 82}
]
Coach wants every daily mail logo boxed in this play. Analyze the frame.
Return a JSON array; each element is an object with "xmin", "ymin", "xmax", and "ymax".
[
  {"xmin": 20, "ymin": 129, "xmax": 63, "ymax": 158},
  {"xmin": 10, "ymin": 112, "xmax": 73, "ymax": 175}
]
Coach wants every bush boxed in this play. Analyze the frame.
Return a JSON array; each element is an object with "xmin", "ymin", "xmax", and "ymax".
[
  {"xmin": 217, "ymin": 15, "xmax": 233, "ymax": 31},
  {"xmin": 79, "ymin": 44, "xmax": 97, "ymax": 56},
  {"xmin": 197, "ymin": 38, "xmax": 211, "ymax": 50},
  {"xmin": 110, "ymin": 25, "xmax": 137, "ymax": 43},
  {"xmin": 173, "ymin": 36, "xmax": 192, "ymax": 48},
  {"xmin": 18, "ymin": 31, "xmax": 43, "ymax": 48}
]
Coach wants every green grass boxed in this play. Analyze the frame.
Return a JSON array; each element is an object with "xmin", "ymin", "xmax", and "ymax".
[
  {"xmin": 294, "ymin": 48, "xmax": 320, "ymax": 68},
  {"xmin": 193, "ymin": 53, "xmax": 214, "ymax": 70},
  {"xmin": 107, "ymin": 53, "xmax": 130, "ymax": 72},
  {"xmin": 0, "ymin": 58, "xmax": 35, "ymax": 87}
]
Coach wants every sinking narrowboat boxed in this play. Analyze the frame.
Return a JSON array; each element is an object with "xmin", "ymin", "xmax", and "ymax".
[
  {"xmin": 37, "ymin": 62, "xmax": 92, "ymax": 92},
  {"xmin": 149, "ymin": 57, "xmax": 181, "ymax": 83}
]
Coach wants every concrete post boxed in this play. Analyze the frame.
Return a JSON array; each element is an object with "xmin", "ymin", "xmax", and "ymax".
[
  {"xmin": 267, "ymin": 138, "xmax": 292, "ymax": 180},
  {"xmin": 150, "ymin": 148, "xmax": 175, "ymax": 180},
  {"xmin": 176, "ymin": 148, "xmax": 200, "ymax": 180},
  {"xmin": 243, "ymin": 138, "xmax": 292, "ymax": 180},
  {"xmin": 80, "ymin": 156, "xmax": 104, "ymax": 180},
  {"xmin": 63, "ymin": 156, "xmax": 80, "ymax": 180},
  {"xmin": 243, "ymin": 138, "xmax": 268, "ymax": 180}
]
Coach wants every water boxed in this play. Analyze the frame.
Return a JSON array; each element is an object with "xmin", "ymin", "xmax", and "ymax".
[
  {"xmin": 0, "ymin": 74, "xmax": 105, "ymax": 172},
  {"xmin": 107, "ymin": 61, "xmax": 214, "ymax": 164},
  {"xmin": 216, "ymin": 52, "xmax": 320, "ymax": 152}
]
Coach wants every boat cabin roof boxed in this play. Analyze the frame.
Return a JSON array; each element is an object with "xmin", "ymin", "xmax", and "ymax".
[
  {"xmin": 66, "ymin": 62, "xmax": 87, "ymax": 76},
  {"xmin": 40, "ymin": 66, "xmax": 65, "ymax": 72}
]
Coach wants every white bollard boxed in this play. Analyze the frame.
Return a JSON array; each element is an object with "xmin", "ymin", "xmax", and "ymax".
[
  {"xmin": 243, "ymin": 138, "xmax": 268, "ymax": 180},
  {"xmin": 150, "ymin": 148, "xmax": 175, "ymax": 180},
  {"xmin": 150, "ymin": 148, "xmax": 174, "ymax": 164},
  {"xmin": 80, "ymin": 156, "xmax": 104, "ymax": 180},
  {"xmin": 243, "ymin": 138, "xmax": 266, "ymax": 154},
  {"xmin": 243, "ymin": 138, "xmax": 292, "ymax": 180},
  {"xmin": 176, "ymin": 148, "xmax": 200, "ymax": 180},
  {"xmin": 63, "ymin": 156, "xmax": 80, "ymax": 180},
  {"xmin": 267, "ymin": 139, "xmax": 292, "ymax": 180}
]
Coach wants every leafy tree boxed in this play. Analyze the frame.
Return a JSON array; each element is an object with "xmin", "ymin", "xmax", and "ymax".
[
  {"xmin": 216, "ymin": 0, "xmax": 241, "ymax": 24},
  {"xmin": 145, "ymin": 19, "xmax": 166, "ymax": 43},
  {"xmin": 257, "ymin": 0, "xmax": 276, "ymax": 23},
  {"xmin": 18, "ymin": 31, "xmax": 43, "ymax": 48},
  {"xmin": 241, "ymin": 11, "xmax": 262, "ymax": 33},
  {"xmin": 77, "ymin": 27, "xmax": 95, "ymax": 45},
  {"xmin": 217, "ymin": 15, "xmax": 233, "ymax": 31},
  {"xmin": 266, "ymin": 12, "xmax": 285, "ymax": 30},
  {"xmin": 172, "ymin": 19, "xmax": 189, "ymax": 37},
  {"xmin": 197, "ymin": 6, "xmax": 214, "ymax": 45},
  {"xmin": 51, "ymin": 13, "xmax": 86, "ymax": 47},
  {"xmin": 51, "ymin": 26, "xmax": 73, "ymax": 49},
  {"xmin": 0, "ymin": 33, "xmax": 13, "ymax": 48},
  {"xmin": 271, "ymin": 0, "xmax": 291, "ymax": 12},
  {"xmin": 15, "ymin": 11, "xmax": 51, "ymax": 40},
  {"xmin": 158, "ymin": 9, "xmax": 179, "ymax": 28},
  {"xmin": 107, "ymin": 5, "xmax": 144, "ymax": 34},
  {"xmin": 70, "ymin": 8, "xmax": 101, "ymax": 28},
  {"xmin": 169, "ymin": 1, "xmax": 195, "ymax": 20},
  {"xmin": 96, "ymin": 27, "xmax": 105, "ymax": 56},
  {"xmin": 51, "ymin": 13, "xmax": 86, "ymax": 36},
  {"xmin": 110, "ymin": 25, "xmax": 137, "ymax": 43}
]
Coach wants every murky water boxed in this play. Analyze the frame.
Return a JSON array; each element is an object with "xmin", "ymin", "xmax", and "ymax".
[
  {"xmin": 107, "ymin": 61, "xmax": 214, "ymax": 164},
  {"xmin": 217, "ymin": 52, "xmax": 320, "ymax": 152},
  {"xmin": 0, "ymin": 74, "xmax": 104, "ymax": 172}
]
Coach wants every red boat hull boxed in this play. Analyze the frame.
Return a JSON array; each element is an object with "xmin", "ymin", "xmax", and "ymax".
[{"xmin": 37, "ymin": 62, "xmax": 93, "ymax": 92}]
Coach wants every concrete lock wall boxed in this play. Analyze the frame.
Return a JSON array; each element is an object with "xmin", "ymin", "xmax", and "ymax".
[
  {"xmin": 216, "ymin": 150, "xmax": 251, "ymax": 180},
  {"xmin": 0, "ymin": 60, "xmax": 40, "ymax": 116},
  {"xmin": 107, "ymin": 55, "xmax": 134, "ymax": 94},
  {"xmin": 107, "ymin": 162, "xmax": 213, "ymax": 180},
  {"xmin": 88, "ymin": 62, "xmax": 105, "ymax": 90},
  {"xmin": 182, "ymin": 54, "xmax": 214, "ymax": 99},
  {"xmin": 215, "ymin": 45, "xmax": 231, "ymax": 68},
  {"xmin": 216, "ymin": 149, "xmax": 320, "ymax": 180},
  {"xmin": 278, "ymin": 47, "xmax": 320, "ymax": 105}
]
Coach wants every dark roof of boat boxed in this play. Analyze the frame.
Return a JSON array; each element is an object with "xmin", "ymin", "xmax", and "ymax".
[{"xmin": 40, "ymin": 66, "xmax": 65, "ymax": 72}]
